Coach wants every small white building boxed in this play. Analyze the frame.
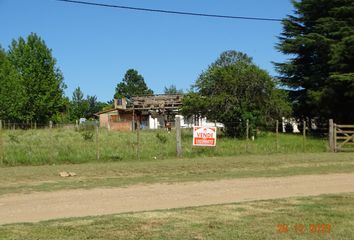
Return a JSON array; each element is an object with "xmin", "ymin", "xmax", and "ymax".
[
  {"xmin": 176, "ymin": 115, "xmax": 224, "ymax": 128},
  {"xmin": 146, "ymin": 114, "xmax": 224, "ymax": 129}
]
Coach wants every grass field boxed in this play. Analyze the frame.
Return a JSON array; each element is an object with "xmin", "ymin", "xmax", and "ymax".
[
  {"xmin": 1, "ymin": 152, "xmax": 353, "ymax": 196},
  {"xmin": 1, "ymin": 128, "xmax": 352, "ymax": 239},
  {"xmin": 0, "ymin": 127, "xmax": 327, "ymax": 166},
  {"xmin": 1, "ymin": 193, "xmax": 353, "ymax": 239}
]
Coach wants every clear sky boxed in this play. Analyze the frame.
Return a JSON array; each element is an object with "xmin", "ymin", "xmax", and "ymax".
[{"xmin": 0, "ymin": 0, "xmax": 294, "ymax": 102}]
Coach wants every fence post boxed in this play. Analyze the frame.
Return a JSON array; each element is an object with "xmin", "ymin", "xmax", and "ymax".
[
  {"xmin": 302, "ymin": 120, "xmax": 306, "ymax": 152},
  {"xmin": 329, "ymin": 119, "xmax": 334, "ymax": 152},
  {"xmin": 246, "ymin": 119, "xmax": 249, "ymax": 152},
  {"xmin": 75, "ymin": 120, "xmax": 79, "ymax": 130},
  {"xmin": 176, "ymin": 116, "xmax": 182, "ymax": 158},
  {"xmin": 34, "ymin": 121, "xmax": 37, "ymax": 129},
  {"xmin": 276, "ymin": 120, "xmax": 279, "ymax": 152},
  {"xmin": 95, "ymin": 123, "xmax": 99, "ymax": 161},
  {"xmin": 333, "ymin": 123, "xmax": 337, "ymax": 152},
  {"xmin": 0, "ymin": 122, "xmax": 3, "ymax": 164},
  {"xmin": 49, "ymin": 121, "xmax": 53, "ymax": 129},
  {"xmin": 136, "ymin": 120, "xmax": 140, "ymax": 160}
]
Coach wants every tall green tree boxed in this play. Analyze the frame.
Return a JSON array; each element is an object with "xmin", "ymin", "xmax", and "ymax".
[
  {"xmin": 85, "ymin": 95, "xmax": 109, "ymax": 118},
  {"xmin": 0, "ymin": 47, "xmax": 25, "ymax": 122},
  {"xmin": 69, "ymin": 87, "xmax": 109, "ymax": 120},
  {"xmin": 114, "ymin": 69, "xmax": 153, "ymax": 98},
  {"xmin": 182, "ymin": 50, "xmax": 291, "ymax": 137},
  {"xmin": 275, "ymin": 0, "xmax": 354, "ymax": 123},
  {"xmin": 7, "ymin": 33, "xmax": 66, "ymax": 123},
  {"xmin": 70, "ymin": 87, "xmax": 87, "ymax": 120}
]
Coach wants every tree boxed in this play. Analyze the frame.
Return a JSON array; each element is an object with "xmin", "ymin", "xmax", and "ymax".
[
  {"xmin": 114, "ymin": 69, "xmax": 153, "ymax": 98},
  {"xmin": 70, "ymin": 87, "xmax": 87, "ymax": 120},
  {"xmin": 212, "ymin": 50, "xmax": 252, "ymax": 67},
  {"xmin": 0, "ymin": 47, "xmax": 25, "ymax": 122},
  {"xmin": 85, "ymin": 95, "xmax": 109, "ymax": 118},
  {"xmin": 69, "ymin": 87, "xmax": 109, "ymax": 120},
  {"xmin": 7, "ymin": 33, "xmax": 66, "ymax": 123},
  {"xmin": 275, "ymin": 0, "xmax": 354, "ymax": 123},
  {"xmin": 182, "ymin": 50, "xmax": 291, "ymax": 137},
  {"xmin": 164, "ymin": 84, "xmax": 183, "ymax": 94}
]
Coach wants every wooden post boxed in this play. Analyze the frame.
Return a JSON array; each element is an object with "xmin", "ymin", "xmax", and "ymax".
[
  {"xmin": 49, "ymin": 121, "xmax": 53, "ymax": 129},
  {"xmin": 329, "ymin": 119, "xmax": 334, "ymax": 152},
  {"xmin": 0, "ymin": 120, "xmax": 3, "ymax": 164},
  {"xmin": 334, "ymin": 123, "xmax": 337, "ymax": 152},
  {"xmin": 136, "ymin": 120, "xmax": 140, "ymax": 160},
  {"xmin": 95, "ymin": 124, "xmax": 99, "ymax": 161},
  {"xmin": 0, "ymin": 124, "xmax": 2, "ymax": 164},
  {"xmin": 302, "ymin": 120, "xmax": 306, "ymax": 152},
  {"xmin": 276, "ymin": 120, "xmax": 279, "ymax": 152},
  {"xmin": 246, "ymin": 119, "xmax": 249, "ymax": 152},
  {"xmin": 246, "ymin": 119, "xmax": 249, "ymax": 140},
  {"xmin": 75, "ymin": 120, "xmax": 79, "ymax": 130},
  {"xmin": 34, "ymin": 121, "xmax": 37, "ymax": 129},
  {"xmin": 176, "ymin": 116, "xmax": 182, "ymax": 158}
]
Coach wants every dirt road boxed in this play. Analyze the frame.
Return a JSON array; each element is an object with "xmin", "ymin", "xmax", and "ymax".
[{"xmin": 1, "ymin": 172, "xmax": 354, "ymax": 225}]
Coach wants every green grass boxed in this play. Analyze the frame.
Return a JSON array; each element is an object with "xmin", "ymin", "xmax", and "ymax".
[
  {"xmin": 1, "ymin": 193, "xmax": 353, "ymax": 239},
  {"xmin": 1, "ymin": 152, "xmax": 353, "ymax": 196},
  {"xmin": 0, "ymin": 128, "xmax": 327, "ymax": 166}
]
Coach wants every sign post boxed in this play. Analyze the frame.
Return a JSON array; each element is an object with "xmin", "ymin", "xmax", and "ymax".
[{"xmin": 193, "ymin": 126, "xmax": 217, "ymax": 147}]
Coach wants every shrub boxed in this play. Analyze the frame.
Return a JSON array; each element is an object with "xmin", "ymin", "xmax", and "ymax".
[{"xmin": 156, "ymin": 133, "xmax": 168, "ymax": 144}]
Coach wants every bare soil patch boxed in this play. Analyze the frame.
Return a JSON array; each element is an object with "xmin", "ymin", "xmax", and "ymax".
[{"xmin": 1, "ymin": 172, "xmax": 353, "ymax": 225}]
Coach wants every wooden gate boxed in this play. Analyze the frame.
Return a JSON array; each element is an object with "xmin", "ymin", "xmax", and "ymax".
[{"xmin": 329, "ymin": 119, "xmax": 354, "ymax": 152}]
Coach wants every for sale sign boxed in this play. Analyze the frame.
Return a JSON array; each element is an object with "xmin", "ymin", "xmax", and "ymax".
[{"xmin": 193, "ymin": 127, "xmax": 217, "ymax": 146}]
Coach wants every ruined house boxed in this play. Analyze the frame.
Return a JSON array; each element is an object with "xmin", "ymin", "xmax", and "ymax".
[{"xmin": 95, "ymin": 95, "xmax": 183, "ymax": 131}]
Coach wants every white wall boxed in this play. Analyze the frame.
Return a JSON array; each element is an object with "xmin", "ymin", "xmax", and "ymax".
[{"xmin": 176, "ymin": 115, "xmax": 224, "ymax": 128}]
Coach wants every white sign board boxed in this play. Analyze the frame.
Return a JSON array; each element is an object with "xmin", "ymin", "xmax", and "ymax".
[{"xmin": 193, "ymin": 127, "xmax": 217, "ymax": 146}]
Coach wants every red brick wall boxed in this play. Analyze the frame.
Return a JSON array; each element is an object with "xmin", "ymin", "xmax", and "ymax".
[
  {"xmin": 99, "ymin": 114, "xmax": 109, "ymax": 128},
  {"xmin": 99, "ymin": 110, "xmax": 139, "ymax": 131},
  {"xmin": 110, "ymin": 121, "xmax": 132, "ymax": 131}
]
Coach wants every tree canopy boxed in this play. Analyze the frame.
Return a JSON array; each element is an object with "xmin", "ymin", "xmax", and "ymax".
[
  {"xmin": 0, "ymin": 47, "xmax": 25, "ymax": 122},
  {"xmin": 182, "ymin": 50, "xmax": 291, "ymax": 137},
  {"xmin": 69, "ymin": 87, "xmax": 109, "ymax": 120},
  {"xmin": 114, "ymin": 69, "xmax": 153, "ymax": 98},
  {"xmin": 164, "ymin": 85, "xmax": 184, "ymax": 95},
  {"xmin": 275, "ymin": 0, "xmax": 354, "ymax": 123},
  {"xmin": 2, "ymin": 33, "xmax": 67, "ymax": 123},
  {"xmin": 70, "ymin": 87, "xmax": 87, "ymax": 120}
]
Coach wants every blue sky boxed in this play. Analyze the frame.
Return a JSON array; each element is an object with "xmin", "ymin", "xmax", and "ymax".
[{"xmin": 0, "ymin": 0, "xmax": 294, "ymax": 102}]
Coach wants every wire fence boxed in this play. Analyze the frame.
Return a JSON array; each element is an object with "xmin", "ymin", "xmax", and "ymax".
[{"xmin": 0, "ymin": 119, "xmax": 329, "ymax": 166}]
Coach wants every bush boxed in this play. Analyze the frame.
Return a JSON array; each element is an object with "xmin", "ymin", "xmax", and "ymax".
[
  {"xmin": 81, "ymin": 131, "xmax": 94, "ymax": 141},
  {"xmin": 156, "ymin": 133, "xmax": 168, "ymax": 144}
]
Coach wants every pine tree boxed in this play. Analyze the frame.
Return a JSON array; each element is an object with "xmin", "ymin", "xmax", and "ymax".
[
  {"xmin": 114, "ymin": 69, "xmax": 153, "ymax": 98},
  {"xmin": 275, "ymin": 0, "xmax": 354, "ymax": 123}
]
